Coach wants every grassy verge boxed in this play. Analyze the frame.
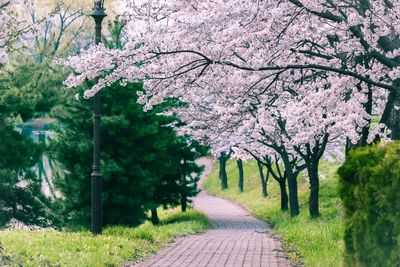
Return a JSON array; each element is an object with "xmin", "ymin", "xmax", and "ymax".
[
  {"xmin": 204, "ymin": 159, "xmax": 344, "ymax": 267},
  {"xmin": 0, "ymin": 209, "xmax": 209, "ymax": 267}
]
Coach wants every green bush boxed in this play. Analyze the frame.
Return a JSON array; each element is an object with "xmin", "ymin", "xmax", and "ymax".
[{"xmin": 338, "ymin": 142, "xmax": 400, "ymax": 267}]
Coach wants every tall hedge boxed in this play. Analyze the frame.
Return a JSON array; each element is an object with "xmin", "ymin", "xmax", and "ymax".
[{"xmin": 338, "ymin": 142, "xmax": 400, "ymax": 267}]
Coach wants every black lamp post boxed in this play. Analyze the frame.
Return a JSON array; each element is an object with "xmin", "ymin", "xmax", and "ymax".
[{"xmin": 90, "ymin": 0, "xmax": 106, "ymax": 235}]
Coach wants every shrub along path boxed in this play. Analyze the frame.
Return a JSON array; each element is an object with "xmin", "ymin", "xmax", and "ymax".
[{"xmin": 129, "ymin": 158, "xmax": 291, "ymax": 267}]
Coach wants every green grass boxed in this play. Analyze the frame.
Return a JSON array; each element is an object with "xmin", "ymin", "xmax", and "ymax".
[
  {"xmin": 0, "ymin": 209, "xmax": 210, "ymax": 267},
  {"xmin": 204, "ymin": 160, "xmax": 344, "ymax": 267}
]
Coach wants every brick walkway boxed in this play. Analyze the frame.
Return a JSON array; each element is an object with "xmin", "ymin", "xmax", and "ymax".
[{"xmin": 130, "ymin": 159, "xmax": 291, "ymax": 267}]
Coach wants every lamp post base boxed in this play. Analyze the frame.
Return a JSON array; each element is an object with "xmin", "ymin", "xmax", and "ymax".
[{"xmin": 91, "ymin": 172, "xmax": 102, "ymax": 234}]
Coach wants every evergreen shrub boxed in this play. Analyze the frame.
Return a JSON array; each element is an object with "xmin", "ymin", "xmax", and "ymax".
[{"xmin": 338, "ymin": 142, "xmax": 400, "ymax": 267}]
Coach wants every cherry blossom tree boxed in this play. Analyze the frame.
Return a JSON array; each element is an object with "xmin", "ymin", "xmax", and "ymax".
[
  {"xmin": 173, "ymin": 66, "xmax": 368, "ymax": 216},
  {"xmin": 62, "ymin": 0, "xmax": 400, "ymax": 216},
  {"xmin": 0, "ymin": 0, "xmax": 36, "ymax": 66},
  {"xmin": 0, "ymin": 0, "xmax": 20, "ymax": 65},
  {"xmin": 64, "ymin": 0, "xmax": 398, "ymax": 130},
  {"xmin": 63, "ymin": 1, "xmax": 396, "ymax": 147}
]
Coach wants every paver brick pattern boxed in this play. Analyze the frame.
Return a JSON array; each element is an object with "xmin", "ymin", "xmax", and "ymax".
[{"xmin": 130, "ymin": 159, "xmax": 291, "ymax": 267}]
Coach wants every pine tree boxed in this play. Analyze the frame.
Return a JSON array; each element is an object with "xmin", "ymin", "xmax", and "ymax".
[
  {"xmin": 51, "ymin": 81, "xmax": 206, "ymax": 227},
  {"xmin": 149, "ymin": 136, "xmax": 207, "ymax": 223}
]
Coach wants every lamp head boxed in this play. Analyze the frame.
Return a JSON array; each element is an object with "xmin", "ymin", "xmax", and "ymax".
[
  {"xmin": 91, "ymin": 0, "xmax": 107, "ymax": 20},
  {"xmin": 94, "ymin": 0, "xmax": 105, "ymax": 9}
]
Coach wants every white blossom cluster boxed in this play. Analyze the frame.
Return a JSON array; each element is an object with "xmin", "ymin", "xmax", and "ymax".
[
  {"xmin": 64, "ymin": 0, "xmax": 399, "ymax": 162},
  {"xmin": 0, "ymin": 0, "xmax": 35, "ymax": 65}
]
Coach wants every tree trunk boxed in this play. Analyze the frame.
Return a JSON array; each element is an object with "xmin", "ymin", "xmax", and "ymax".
[
  {"xmin": 257, "ymin": 160, "xmax": 268, "ymax": 197},
  {"xmin": 387, "ymin": 92, "xmax": 400, "ymax": 140},
  {"xmin": 307, "ymin": 161, "xmax": 320, "ymax": 218},
  {"xmin": 279, "ymin": 179, "xmax": 289, "ymax": 211},
  {"xmin": 380, "ymin": 90, "xmax": 400, "ymax": 140},
  {"xmin": 358, "ymin": 83, "xmax": 373, "ymax": 146},
  {"xmin": 237, "ymin": 159, "xmax": 244, "ymax": 192},
  {"xmin": 181, "ymin": 159, "xmax": 187, "ymax": 212},
  {"xmin": 287, "ymin": 172, "xmax": 300, "ymax": 217},
  {"xmin": 181, "ymin": 193, "xmax": 187, "ymax": 212},
  {"xmin": 345, "ymin": 137, "xmax": 352, "ymax": 157},
  {"xmin": 281, "ymin": 153, "xmax": 300, "ymax": 217},
  {"xmin": 151, "ymin": 208, "xmax": 159, "ymax": 225},
  {"xmin": 219, "ymin": 153, "xmax": 228, "ymax": 190}
]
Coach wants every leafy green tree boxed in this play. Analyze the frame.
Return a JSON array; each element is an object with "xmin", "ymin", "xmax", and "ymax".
[
  {"xmin": 51, "ymin": 82, "xmax": 154, "ymax": 227},
  {"xmin": 0, "ymin": 84, "xmax": 57, "ymax": 227},
  {"xmin": 177, "ymin": 138, "xmax": 207, "ymax": 212},
  {"xmin": 0, "ymin": 4, "xmax": 97, "ymax": 228},
  {"xmin": 51, "ymin": 81, "xmax": 205, "ymax": 227},
  {"xmin": 149, "ymin": 136, "xmax": 207, "ymax": 224},
  {"xmin": 0, "ymin": 23, "xmax": 74, "ymax": 228}
]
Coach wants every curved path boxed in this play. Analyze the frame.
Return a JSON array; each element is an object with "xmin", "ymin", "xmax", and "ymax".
[{"xmin": 131, "ymin": 158, "xmax": 291, "ymax": 267}]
